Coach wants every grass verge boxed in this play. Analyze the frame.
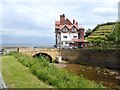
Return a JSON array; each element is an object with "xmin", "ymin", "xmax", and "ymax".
[
  {"xmin": 10, "ymin": 52, "xmax": 104, "ymax": 88},
  {"xmin": 2, "ymin": 55, "xmax": 53, "ymax": 88}
]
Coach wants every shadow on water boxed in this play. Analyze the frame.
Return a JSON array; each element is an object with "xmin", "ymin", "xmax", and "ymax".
[{"xmin": 64, "ymin": 64, "xmax": 120, "ymax": 88}]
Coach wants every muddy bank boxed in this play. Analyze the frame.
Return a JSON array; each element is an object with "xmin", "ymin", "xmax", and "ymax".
[{"xmin": 64, "ymin": 64, "xmax": 120, "ymax": 88}]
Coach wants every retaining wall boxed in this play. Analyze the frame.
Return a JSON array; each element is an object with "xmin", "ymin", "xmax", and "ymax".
[{"xmin": 62, "ymin": 49, "xmax": 120, "ymax": 69}]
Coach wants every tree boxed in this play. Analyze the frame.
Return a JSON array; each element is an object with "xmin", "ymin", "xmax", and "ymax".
[{"xmin": 84, "ymin": 29, "xmax": 92, "ymax": 37}]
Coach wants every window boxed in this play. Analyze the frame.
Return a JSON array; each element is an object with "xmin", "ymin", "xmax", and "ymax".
[
  {"xmin": 71, "ymin": 28, "xmax": 76, "ymax": 33},
  {"xmin": 62, "ymin": 27, "xmax": 68, "ymax": 32},
  {"xmin": 65, "ymin": 42, "xmax": 69, "ymax": 44},
  {"xmin": 63, "ymin": 36, "xmax": 67, "ymax": 38},
  {"xmin": 73, "ymin": 36, "xmax": 77, "ymax": 38}
]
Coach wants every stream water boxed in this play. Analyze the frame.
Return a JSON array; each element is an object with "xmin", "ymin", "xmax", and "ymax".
[{"xmin": 63, "ymin": 64, "xmax": 120, "ymax": 88}]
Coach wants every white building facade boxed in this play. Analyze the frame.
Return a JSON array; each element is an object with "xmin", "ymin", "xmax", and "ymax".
[{"xmin": 55, "ymin": 14, "xmax": 85, "ymax": 48}]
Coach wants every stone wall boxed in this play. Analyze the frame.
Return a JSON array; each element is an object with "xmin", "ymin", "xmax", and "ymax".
[
  {"xmin": 62, "ymin": 49, "xmax": 120, "ymax": 69},
  {"xmin": 19, "ymin": 48, "xmax": 59, "ymax": 61}
]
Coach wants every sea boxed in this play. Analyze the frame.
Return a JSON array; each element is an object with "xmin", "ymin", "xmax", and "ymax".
[{"xmin": 0, "ymin": 43, "xmax": 55, "ymax": 48}]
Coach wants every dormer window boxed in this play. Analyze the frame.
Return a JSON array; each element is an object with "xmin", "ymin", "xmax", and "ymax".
[
  {"xmin": 62, "ymin": 27, "xmax": 68, "ymax": 33},
  {"xmin": 71, "ymin": 28, "xmax": 76, "ymax": 33}
]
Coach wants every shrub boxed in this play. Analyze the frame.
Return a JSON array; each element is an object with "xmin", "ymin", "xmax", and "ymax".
[{"xmin": 11, "ymin": 52, "xmax": 104, "ymax": 88}]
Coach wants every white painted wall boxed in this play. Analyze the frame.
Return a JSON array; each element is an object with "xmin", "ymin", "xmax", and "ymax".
[
  {"xmin": 70, "ymin": 33, "xmax": 78, "ymax": 39},
  {"xmin": 60, "ymin": 33, "xmax": 78, "ymax": 47},
  {"xmin": 61, "ymin": 33, "xmax": 78, "ymax": 41},
  {"xmin": 61, "ymin": 33, "xmax": 71, "ymax": 41}
]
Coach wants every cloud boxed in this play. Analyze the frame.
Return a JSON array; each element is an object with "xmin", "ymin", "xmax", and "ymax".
[
  {"xmin": 1, "ymin": 0, "xmax": 118, "ymax": 44},
  {"xmin": 2, "ymin": 2, "xmax": 55, "ymax": 36},
  {"xmin": 2, "ymin": 28, "xmax": 54, "ymax": 37},
  {"xmin": 2, "ymin": 1, "xmax": 84, "ymax": 37},
  {"xmin": 93, "ymin": 7, "xmax": 117, "ymax": 16},
  {"xmin": 3, "ymin": 0, "xmax": 120, "ymax": 3}
]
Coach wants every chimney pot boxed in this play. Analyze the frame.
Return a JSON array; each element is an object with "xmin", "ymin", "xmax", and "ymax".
[
  {"xmin": 73, "ymin": 19, "xmax": 75, "ymax": 24},
  {"xmin": 76, "ymin": 22, "xmax": 78, "ymax": 25},
  {"xmin": 63, "ymin": 14, "xmax": 65, "ymax": 18},
  {"xmin": 60, "ymin": 14, "xmax": 65, "ymax": 25}
]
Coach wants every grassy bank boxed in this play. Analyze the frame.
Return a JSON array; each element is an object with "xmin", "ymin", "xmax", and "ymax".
[
  {"xmin": 9, "ymin": 52, "xmax": 104, "ymax": 88},
  {"xmin": 86, "ymin": 22, "xmax": 120, "ymax": 50},
  {"xmin": 2, "ymin": 56, "xmax": 53, "ymax": 88}
]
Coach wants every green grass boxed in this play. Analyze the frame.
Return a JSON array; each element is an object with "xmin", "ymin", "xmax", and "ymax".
[
  {"xmin": 87, "ymin": 25, "xmax": 113, "ymax": 39},
  {"xmin": 2, "ymin": 55, "xmax": 53, "ymax": 88},
  {"xmin": 10, "ymin": 52, "xmax": 104, "ymax": 88},
  {"xmin": 85, "ymin": 22, "xmax": 120, "ymax": 50},
  {"xmin": 86, "ymin": 22, "xmax": 116, "ymax": 44}
]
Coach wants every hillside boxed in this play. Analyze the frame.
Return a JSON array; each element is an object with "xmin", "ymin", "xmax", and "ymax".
[
  {"xmin": 107, "ymin": 22, "xmax": 120, "ymax": 44},
  {"xmin": 86, "ymin": 22, "xmax": 116, "ymax": 43},
  {"xmin": 86, "ymin": 22, "xmax": 120, "ymax": 49}
]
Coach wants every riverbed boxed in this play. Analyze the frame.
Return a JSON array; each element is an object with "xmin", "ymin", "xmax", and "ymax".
[{"xmin": 63, "ymin": 64, "xmax": 120, "ymax": 88}]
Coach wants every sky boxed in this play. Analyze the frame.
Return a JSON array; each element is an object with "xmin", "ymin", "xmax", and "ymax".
[{"xmin": 0, "ymin": 0, "xmax": 119, "ymax": 46}]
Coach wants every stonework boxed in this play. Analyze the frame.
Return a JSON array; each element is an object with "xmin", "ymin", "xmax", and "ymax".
[{"xmin": 19, "ymin": 48, "xmax": 59, "ymax": 61}]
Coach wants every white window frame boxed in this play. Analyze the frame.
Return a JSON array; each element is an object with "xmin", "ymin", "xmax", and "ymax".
[
  {"xmin": 71, "ymin": 28, "xmax": 76, "ymax": 33},
  {"xmin": 62, "ymin": 27, "xmax": 68, "ymax": 32}
]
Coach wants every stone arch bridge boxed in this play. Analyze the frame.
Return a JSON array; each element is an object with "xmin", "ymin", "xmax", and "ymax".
[{"xmin": 19, "ymin": 48, "xmax": 59, "ymax": 62}]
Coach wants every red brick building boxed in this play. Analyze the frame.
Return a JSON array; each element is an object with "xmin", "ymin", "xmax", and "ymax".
[{"xmin": 55, "ymin": 14, "xmax": 85, "ymax": 48}]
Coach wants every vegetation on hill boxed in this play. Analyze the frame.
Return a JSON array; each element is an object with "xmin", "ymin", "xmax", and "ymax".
[
  {"xmin": 106, "ymin": 22, "xmax": 120, "ymax": 43},
  {"xmin": 5, "ymin": 52, "xmax": 104, "ymax": 88},
  {"xmin": 86, "ymin": 22, "xmax": 115, "ymax": 43},
  {"xmin": 85, "ymin": 22, "xmax": 120, "ymax": 49}
]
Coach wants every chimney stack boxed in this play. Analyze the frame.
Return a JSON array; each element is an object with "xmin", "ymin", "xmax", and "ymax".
[
  {"xmin": 73, "ymin": 19, "xmax": 75, "ymax": 24},
  {"xmin": 60, "ymin": 14, "xmax": 65, "ymax": 25},
  {"xmin": 76, "ymin": 22, "xmax": 78, "ymax": 26}
]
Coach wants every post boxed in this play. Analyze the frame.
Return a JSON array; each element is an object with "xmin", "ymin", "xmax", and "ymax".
[
  {"xmin": 17, "ymin": 48, "xmax": 19, "ymax": 52},
  {"xmin": 56, "ymin": 33, "xmax": 62, "ymax": 63}
]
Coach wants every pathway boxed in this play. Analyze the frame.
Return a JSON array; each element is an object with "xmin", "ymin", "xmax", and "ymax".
[
  {"xmin": 0, "ymin": 72, "xmax": 7, "ymax": 89},
  {"xmin": 0, "ymin": 54, "xmax": 7, "ymax": 89}
]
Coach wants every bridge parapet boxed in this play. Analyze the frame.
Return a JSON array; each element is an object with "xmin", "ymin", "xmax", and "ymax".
[{"xmin": 19, "ymin": 48, "xmax": 59, "ymax": 61}]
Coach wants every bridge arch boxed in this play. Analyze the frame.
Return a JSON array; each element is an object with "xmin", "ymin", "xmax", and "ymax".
[{"xmin": 33, "ymin": 53, "xmax": 52, "ymax": 63}]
